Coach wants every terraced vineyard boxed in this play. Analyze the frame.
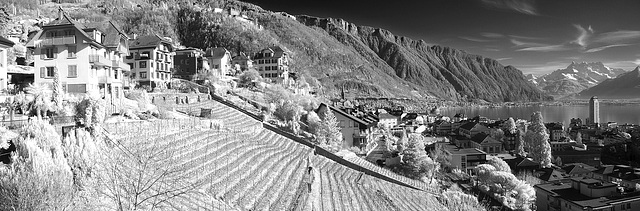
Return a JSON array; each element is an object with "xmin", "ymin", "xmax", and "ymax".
[
  {"xmin": 104, "ymin": 98, "xmax": 444, "ymax": 210},
  {"xmin": 311, "ymin": 155, "xmax": 444, "ymax": 211},
  {"xmin": 156, "ymin": 99, "xmax": 261, "ymax": 130},
  {"xmin": 341, "ymin": 154, "xmax": 437, "ymax": 192}
]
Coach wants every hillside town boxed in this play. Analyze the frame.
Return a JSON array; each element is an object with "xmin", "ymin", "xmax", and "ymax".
[{"xmin": 2, "ymin": 2, "xmax": 640, "ymax": 211}]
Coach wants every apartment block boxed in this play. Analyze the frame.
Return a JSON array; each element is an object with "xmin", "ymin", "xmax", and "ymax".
[{"xmin": 125, "ymin": 35, "xmax": 174, "ymax": 89}]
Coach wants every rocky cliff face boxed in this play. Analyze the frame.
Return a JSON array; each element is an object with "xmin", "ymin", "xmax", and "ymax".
[
  {"xmin": 533, "ymin": 62, "xmax": 626, "ymax": 96},
  {"xmin": 579, "ymin": 67, "xmax": 640, "ymax": 99},
  {"xmin": 296, "ymin": 15, "xmax": 549, "ymax": 102}
]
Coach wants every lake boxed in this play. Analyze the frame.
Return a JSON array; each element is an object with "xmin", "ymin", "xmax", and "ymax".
[{"xmin": 441, "ymin": 104, "xmax": 640, "ymax": 125}]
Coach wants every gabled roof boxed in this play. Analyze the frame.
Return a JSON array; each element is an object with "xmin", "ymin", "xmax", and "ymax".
[
  {"xmin": 317, "ymin": 103, "xmax": 370, "ymax": 126},
  {"xmin": 538, "ymin": 168, "xmax": 570, "ymax": 181},
  {"xmin": 84, "ymin": 21, "xmax": 129, "ymax": 48},
  {"xmin": 471, "ymin": 133, "xmax": 497, "ymax": 144},
  {"xmin": 562, "ymin": 163, "xmax": 596, "ymax": 175},
  {"xmin": 27, "ymin": 7, "xmax": 107, "ymax": 48},
  {"xmin": 129, "ymin": 34, "xmax": 172, "ymax": 50},
  {"xmin": 460, "ymin": 122, "xmax": 487, "ymax": 131},
  {"xmin": 0, "ymin": 36, "xmax": 14, "ymax": 47},
  {"xmin": 511, "ymin": 156, "xmax": 540, "ymax": 167},
  {"xmin": 253, "ymin": 46, "xmax": 287, "ymax": 59},
  {"xmin": 206, "ymin": 47, "xmax": 230, "ymax": 59},
  {"xmin": 232, "ymin": 52, "xmax": 251, "ymax": 60}
]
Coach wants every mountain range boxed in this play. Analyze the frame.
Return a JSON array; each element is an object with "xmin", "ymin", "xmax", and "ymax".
[
  {"xmin": 578, "ymin": 67, "xmax": 640, "ymax": 99},
  {"xmin": 529, "ymin": 62, "xmax": 626, "ymax": 97}
]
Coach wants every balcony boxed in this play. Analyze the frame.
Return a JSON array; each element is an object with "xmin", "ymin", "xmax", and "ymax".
[
  {"xmin": 89, "ymin": 54, "xmax": 112, "ymax": 67},
  {"xmin": 39, "ymin": 35, "xmax": 76, "ymax": 46},
  {"xmin": 112, "ymin": 60, "xmax": 131, "ymax": 72}
]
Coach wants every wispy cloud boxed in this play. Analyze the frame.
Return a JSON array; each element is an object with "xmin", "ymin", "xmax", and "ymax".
[
  {"xmin": 510, "ymin": 39, "xmax": 546, "ymax": 47},
  {"xmin": 509, "ymin": 35, "xmax": 546, "ymax": 40},
  {"xmin": 593, "ymin": 30, "xmax": 640, "ymax": 44},
  {"xmin": 571, "ymin": 24, "xmax": 592, "ymax": 48},
  {"xmin": 496, "ymin": 57, "xmax": 512, "ymax": 61},
  {"xmin": 481, "ymin": 0, "xmax": 539, "ymax": 16},
  {"xmin": 459, "ymin": 36, "xmax": 494, "ymax": 42},
  {"xmin": 517, "ymin": 45, "xmax": 573, "ymax": 52},
  {"xmin": 481, "ymin": 32, "xmax": 504, "ymax": 38},
  {"xmin": 585, "ymin": 44, "xmax": 634, "ymax": 53},
  {"xmin": 633, "ymin": 59, "xmax": 640, "ymax": 66}
]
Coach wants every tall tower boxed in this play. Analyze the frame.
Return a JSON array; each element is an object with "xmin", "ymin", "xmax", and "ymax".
[{"xmin": 589, "ymin": 96, "xmax": 600, "ymax": 126}]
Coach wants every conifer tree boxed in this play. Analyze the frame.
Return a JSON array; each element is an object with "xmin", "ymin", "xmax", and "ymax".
[
  {"xmin": 515, "ymin": 129, "xmax": 527, "ymax": 157},
  {"xmin": 524, "ymin": 112, "xmax": 552, "ymax": 167},
  {"xmin": 318, "ymin": 109, "xmax": 342, "ymax": 151}
]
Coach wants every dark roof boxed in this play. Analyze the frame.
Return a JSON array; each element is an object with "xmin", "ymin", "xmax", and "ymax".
[
  {"xmin": 232, "ymin": 52, "xmax": 251, "ymax": 60},
  {"xmin": 317, "ymin": 103, "xmax": 370, "ymax": 126},
  {"xmin": 453, "ymin": 113, "xmax": 466, "ymax": 118},
  {"xmin": 402, "ymin": 113, "xmax": 418, "ymax": 121},
  {"xmin": 29, "ymin": 8, "xmax": 97, "ymax": 48},
  {"xmin": 562, "ymin": 163, "xmax": 597, "ymax": 175},
  {"xmin": 83, "ymin": 21, "xmax": 129, "ymax": 48},
  {"xmin": 460, "ymin": 122, "xmax": 480, "ymax": 131},
  {"xmin": 253, "ymin": 46, "xmax": 286, "ymax": 59},
  {"xmin": 471, "ymin": 133, "xmax": 493, "ymax": 144},
  {"xmin": 129, "ymin": 35, "xmax": 172, "ymax": 50},
  {"xmin": 176, "ymin": 47, "xmax": 204, "ymax": 54},
  {"xmin": 594, "ymin": 165, "xmax": 640, "ymax": 181},
  {"xmin": 511, "ymin": 156, "xmax": 540, "ymax": 167},
  {"xmin": 538, "ymin": 168, "xmax": 570, "ymax": 181},
  {"xmin": 0, "ymin": 36, "xmax": 14, "ymax": 47},
  {"xmin": 205, "ymin": 47, "xmax": 229, "ymax": 59}
]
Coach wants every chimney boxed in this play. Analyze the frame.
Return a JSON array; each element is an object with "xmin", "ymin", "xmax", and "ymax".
[{"xmin": 58, "ymin": 6, "xmax": 64, "ymax": 20}]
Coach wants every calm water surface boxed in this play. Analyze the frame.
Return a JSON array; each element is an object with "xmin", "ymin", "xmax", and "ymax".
[{"xmin": 441, "ymin": 104, "xmax": 640, "ymax": 125}]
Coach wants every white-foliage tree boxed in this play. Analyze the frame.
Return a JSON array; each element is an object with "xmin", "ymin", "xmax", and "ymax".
[
  {"xmin": 316, "ymin": 109, "xmax": 343, "ymax": 151},
  {"xmin": 0, "ymin": 120, "xmax": 75, "ymax": 210},
  {"xmin": 475, "ymin": 157, "xmax": 536, "ymax": 210},
  {"xmin": 52, "ymin": 67, "xmax": 63, "ymax": 110},
  {"xmin": 25, "ymin": 83, "xmax": 53, "ymax": 119},
  {"xmin": 515, "ymin": 129, "xmax": 527, "ymax": 157},
  {"xmin": 439, "ymin": 185, "xmax": 487, "ymax": 211},
  {"xmin": 502, "ymin": 117, "xmax": 517, "ymax": 134},
  {"xmin": 524, "ymin": 112, "xmax": 552, "ymax": 168},
  {"xmin": 401, "ymin": 134, "xmax": 439, "ymax": 183}
]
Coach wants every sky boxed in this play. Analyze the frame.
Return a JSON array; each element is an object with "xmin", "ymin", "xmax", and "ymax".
[{"xmin": 242, "ymin": 0, "xmax": 640, "ymax": 75}]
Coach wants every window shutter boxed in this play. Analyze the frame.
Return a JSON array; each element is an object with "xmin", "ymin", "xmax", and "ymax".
[
  {"xmin": 40, "ymin": 67, "xmax": 45, "ymax": 78},
  {"xmin": 53, "ymin": 47, "xmax": 58, "ymax": 59},
  {"xmin": 40, "ymin": 49, "xmax": 45, "ymax": 59}
]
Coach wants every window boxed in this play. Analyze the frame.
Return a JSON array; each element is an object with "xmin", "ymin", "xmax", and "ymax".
[
  {"xmin": 156, "ymin": 72, "xmax": 159, "ymax": 79},
  {"xmin": 272, "ymin": 59, "xmax": 278, "ymax": 63},
  {"xmin": 258, "ymin": 60, "xmax": 264, "ymax": 64},
  {"xmin": 139, "ymin": 61, "xmax": 147, "ymax": 68},
  {"xmin": 140, "ymin": 72, "xmax": 147, "ymax": 79},
  {"xmin": 131, "ymin": 73, "xmax": 136, "ymax": 78},
  {"xmin": 114, "ymin": 87, "xmax": 119, "ymax": 99},
  {"xmin": 114, "ymin": 70, "xmax": 118, "ymax": 79},
  {"xmin": 41, "ymin": 47, "xmax": 57, "ymax": 59},
  {"xmin": 214, "ymin": 64, "xmax": 219, "ymax": 69},
  {"xmin": 39, "ymin": 67, "xmax": 55, "ymax": 78},
  {"xmin": 128, "ymin": 63, "xmax": 134, "ymax": 69},
  {"xmin": 68, "ymin": 65, "xmax": 77, "ymax": 78},
  {"xmin": 272, "ymin": 66, "xmax": 278, "ymax": 70},
  {"xmin": 67, "ymin": 46, "xmax": 76, "ymax": 58},
  {"xmin": 265, "ymin": 66, "xmax": 271, "ymax": 71}
]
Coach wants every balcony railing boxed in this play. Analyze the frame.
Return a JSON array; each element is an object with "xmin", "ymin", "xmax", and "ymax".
[
  {"xmin": 112, "ymin": 60, "xmax": 131, "ymax": 72},
  {"xmin": 39, "ymin": 35, "xmax": 76, "ymax": 46},
  {"xmin": 89, "ymin": 54, "xmax": 112, "ymax": 67}
]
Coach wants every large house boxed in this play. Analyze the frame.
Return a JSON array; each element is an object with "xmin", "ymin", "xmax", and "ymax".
[
  {"xmin": 253, "ymin": 46, "xmax": 289, "ymax": 83},
  {"xmin": 231, "ymin": 52, "xmax": 253, "ymax": 72},
  {"xmin": 459, "ymin": 122, "xmax": 490, "ymax": 138},
  {"xmin": 378, "ymin": 113, "xmax": 399, "ymax": 129},
  {"xmin": 436, "ymin": 143, "xmax": 488, "ymax": 175},
  {"xmin": 590, "ymin": 165, "xmax": 640, "ymax": 190},
  {"xmin": 27, "ymin": 8, "xmax": 130, "ymax": 102},
  {"xmin": 125, "ymin": 35, "xmax": 174, "ymax": 89},
  {"xmin": 173, "ymin": 48, "xmax": 205, "ymax": 80},
  {"xmin": 316, "ymin": 103, "xmax": 376, "ymax": 148},
  {"xmin": 0, "ymin": 36, "xmax": 14, "ymax": 91},
  {"xmin": 205, "ymin": 47, "xmax": 232, "ymax": 77},
  {"xmin": 470, "ymin": 133, "xmax": 503, "ymax": 154},
  {"xmin": 535, "ymin": 177, "xmax": 640, "ymax": 211}
]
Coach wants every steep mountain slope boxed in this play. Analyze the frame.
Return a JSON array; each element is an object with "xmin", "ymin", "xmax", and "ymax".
[
  {"xmin": 295, "ymin": 15, "xmax": 548, "ymax": 102},
  {"xmin": 579, "ymin": 67, "xmax": 640, "ymax": 99},
  {"xmin": 534, "ymin": 62, "xmax": 626, "ymax": 96}
]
